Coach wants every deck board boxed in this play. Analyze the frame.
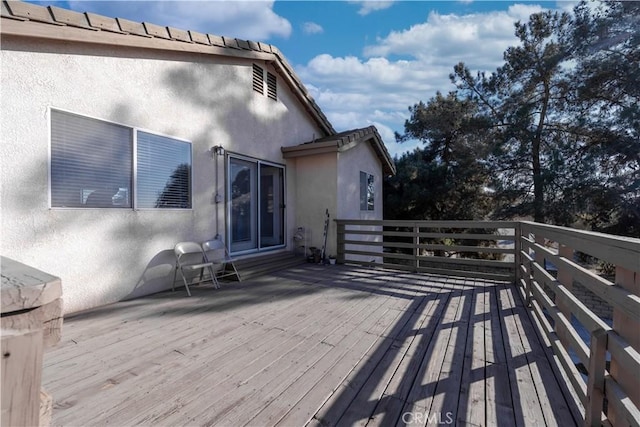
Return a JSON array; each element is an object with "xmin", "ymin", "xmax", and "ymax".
[{"xmin": 41, "ymin": 264, "xmax": 580, "ymax": 426}]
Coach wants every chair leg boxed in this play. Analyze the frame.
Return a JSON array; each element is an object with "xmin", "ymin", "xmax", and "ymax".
[
  {"xmin": 231, "ymin": 264, "xmax": 241, "ymax": 282},
  {"xmin": 209, "ymin": 266, "xmax": 220, "ymax": 289},
  {"xmin": 172, "ymin": 263, "xmax": 178, "ymax": 292},
  {"xmin": 180, "ymin": 269, "xmax": 192, "ymax": 297}
]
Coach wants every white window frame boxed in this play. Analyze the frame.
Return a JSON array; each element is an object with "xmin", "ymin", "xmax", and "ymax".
[
  {"xmin": 226, "ymin": 153, "xmax": 286, "ymax": 255},
  {"xmin": 48, "ymin": 107, "xmax": 193, "ymax": 210}
]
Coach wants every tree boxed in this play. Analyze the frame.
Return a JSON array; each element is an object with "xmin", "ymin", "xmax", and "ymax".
[
  {"xmin": 386, "ymin": 92, "xmax": 492, "ymax": 221},
  {"xmin": 569, "ymin": 1, "xmax": 640, "ymax": 236},
  {"xmin": 387, "ymin": 4, "xmax": 639, "ymax": 236},
  {"xmin": 451, "ymin": 10, "xmax": 578, "ymax": 223}
]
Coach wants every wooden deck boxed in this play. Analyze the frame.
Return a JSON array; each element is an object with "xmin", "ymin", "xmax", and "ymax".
[{"xmin": 42, "ymin": 264, "xmax": 581, "ymax": 426}]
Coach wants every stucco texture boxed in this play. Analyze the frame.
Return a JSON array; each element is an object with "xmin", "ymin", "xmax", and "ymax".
[
  {"xmin": 1, "ymin": 38, "xmax": 323, "ymax": 313},
  {"xmin": 338, "ymin": 141, "xmax": 385, "ymax": 263},
  {"xmin": 292, "ymin": 140, "xmax": 385, "ymax": 259}
]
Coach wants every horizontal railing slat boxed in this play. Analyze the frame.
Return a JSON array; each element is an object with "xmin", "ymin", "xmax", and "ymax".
[
  {"xmin": 604, "ymin": 376, "xmax": 640, "ymax": 427},
  {"xmin": 528, "ymin": 241, "xmax": 640, "ymax": 324},
  {"xmin": 336, "ymin": 218, "xmax": 640, "ymax": 426},
  {"xmin": 335, "ymin": 219, "xmax": 518, "ymax": 229},
  {"xmin": 521, "ymin": 221, "xmax": 640, "ymax": 272},
  {"xmin": 528, "ymin": 297, "xmax": 588, "ymax": 405},
  {"xmin": 528, "ymin": 269, "xmax": 590, "ymax": 368}
]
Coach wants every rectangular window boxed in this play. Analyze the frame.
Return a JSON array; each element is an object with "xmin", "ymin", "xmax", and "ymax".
[
  {"xmin": 360, "ymin": 171, "xmax": 374, "ymax": 211},
  {"xmin": 51, "ymin": 110, "xmax": 133, "ymax": 208},
  {"xmin": 137, "ymin": 132, "xmax": 191, "ymax": 209},
  {"xmin": 50, "ymin": 109, "xmax": 192, "ymax": 209}
]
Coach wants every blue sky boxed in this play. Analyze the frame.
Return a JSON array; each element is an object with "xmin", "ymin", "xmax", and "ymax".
[{"xmin": 29, "ymin": 0, "xmax": 577, "ymax": 157}]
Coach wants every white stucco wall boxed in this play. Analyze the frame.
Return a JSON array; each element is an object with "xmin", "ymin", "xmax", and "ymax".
[
  {"xmin": 0, "ymin": 38, "xmax": 323, "ymax": 313},
  {"xmin": 293, "ymin": 153, "xmax": 338, "ymax": 257},
  {"xmin": 337, "ymin": 141, "xmax": 385, "ymax": 263},
  {"xmin": 290, "ymin": 140, "xmax": 385, "ymax": 261},
  {"xmin": 337, "ymin": 141, "xmax": 384, "ymax": 220}
]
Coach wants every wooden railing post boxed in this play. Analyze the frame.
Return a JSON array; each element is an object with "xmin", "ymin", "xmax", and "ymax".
[
  {"xmin": 585, "ymin": 328, "xmax": 607, "ymax": 426},
  {"xmin": 514, "ymin": 222, "xmax": 521, "ymax": 284},
  {"xmin": 336, "ymin": 221, "xmax": 345, "ymax": 264},
  {"xmin": 1, "ymin": 258, "xmax": 63, "ymax": 427},
  {"xmin": 608, "ymin": 266, "xmax": 640, "ymax": 425},
  {"xmin": 413, "ymin": 222, "xmax": 419, "ymax": 272},
  {"xmin": 531, "ymin": 231, "xmax": 546, "ymax": 307}
]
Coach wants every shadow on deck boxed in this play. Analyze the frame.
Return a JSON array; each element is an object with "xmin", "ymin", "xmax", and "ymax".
[{"xmin": 43, "ymin": 264, "xmax": 581, "ymax": 426}]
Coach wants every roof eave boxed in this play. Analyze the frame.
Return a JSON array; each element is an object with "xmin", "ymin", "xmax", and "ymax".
[
  {"xmin": 282, "ymin": 126, "xmax": 396, "ymax": 176},
  {"xmin": 0, "ymin": 0, "xmax": 336, "ymax": 136}
]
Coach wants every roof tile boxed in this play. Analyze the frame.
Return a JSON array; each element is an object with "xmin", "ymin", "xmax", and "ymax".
[
  {"xmin": 167, "ymin": 26, "xmax": 191, "ymax": 43},
  {"xmin": 188, "ymin": 30, "xmax": 209, "ymax": 45},
  {"xmin": 1, "ymin": 1, "xmax": 336, "ymax": 136},
  {"xmin": 48, "ymin": 6, "xmax": 94, "ymax": 30},
  {"xmin": 247, "ymin": 40, "xmax": 260, "ymax": 51},
  {"xmin": 222, "ymin": 36, "xmax": 240, "ymax": 49},
  {"xmin": 6, "ymin": 1, "xmax": 61, "ymax": 25},
  {"xmin": 143, "ymin": 22, "xmax": 170, "ymax": 39},
  {"xmin": 116, "ymin": 17, "xmax": 152, "ymax": 37},
  {"xmin": 85, "ymin": 12, "xmax": 123, "ymax": 33},
  {"xmin": 207, "ymin": 34, "xmax": 225, "ymax": 47},
  {"xmin": 236, "ymin": 39, "xmax": 250, "ymax": 50},
  {"xmin": 257, "ymin": 42, "xmax": 272, "ymax": 54},
  {"xmin": 1, "ymin": 1, "xmax": 26, "ymax": 20}
]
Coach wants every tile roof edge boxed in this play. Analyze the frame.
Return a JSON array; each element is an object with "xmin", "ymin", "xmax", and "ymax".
[
  {"xmin": 283, "ymin": 125, "xmax": 395, "ymax": 175},
  {"xmin": 0, "ymin": 0, "xmax": 336, "ymax": 136}
]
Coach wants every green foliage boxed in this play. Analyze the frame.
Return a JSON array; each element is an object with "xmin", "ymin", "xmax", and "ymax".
[
  {"xmin": 569, "ymin": 1, "xmax": 640, "ymax": 236},
  {"xmin": 385, "ymin": 3, "xmax": 639, "ymax": 237},
  {"xmin": 385, "ymin": 92, "xmax": 492, "ymax": 221},
  {"xmin": 451, "ymin": 10, "xmax": 576, "ymax": 223}
]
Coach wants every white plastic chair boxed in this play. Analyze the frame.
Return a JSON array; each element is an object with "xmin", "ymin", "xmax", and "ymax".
[
  {"xmin": 202, "ymin": 239, "xmax": 241, "ymax": 282},
  {"xmin": 173, "ymin": 241, "xmax": 219, "ymax": 296}
]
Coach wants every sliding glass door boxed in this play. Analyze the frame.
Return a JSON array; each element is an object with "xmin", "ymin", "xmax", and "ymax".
[{"xmin": 228, "ymin": 156, "xmax": 285, "ymax": 254}]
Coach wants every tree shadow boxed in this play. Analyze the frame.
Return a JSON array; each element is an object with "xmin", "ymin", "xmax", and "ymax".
[{"xmin": 4, "ymin": 38, "xmax": 304, "ymax": 315}]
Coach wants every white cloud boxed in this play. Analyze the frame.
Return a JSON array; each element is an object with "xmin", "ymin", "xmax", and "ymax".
[
  {"xmin": 298, "ymin": 4, "xmax": 551, "ymax": 155},
  {"xmin": 68, "ymin": 0, "xmax": 292, "ymax": 40},
  {"xmin": 349, "ymin": 1, "xmax": 396, "ymax": 16},
  {"xmin": 302, "ymin": 22, "xmax": 324, "ymax": 35},
  {"xmin": 362, "ymin": 7, "xmax": 543, "ymax": 70}
]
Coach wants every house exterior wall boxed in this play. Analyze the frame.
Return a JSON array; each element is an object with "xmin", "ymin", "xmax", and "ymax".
[
  {"xmin": 292, "ymin": 153, "xmax": 338, "ymax": 257},
  {"xmin": 0, "ymin": 37, "xmax": 324, "ymax": 314},
  {"xmin": 337, "ymin": 141, "xmax": 385, "ymax": 263}
]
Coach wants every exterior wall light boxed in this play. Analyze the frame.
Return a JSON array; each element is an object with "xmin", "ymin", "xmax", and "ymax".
[{"xmin": 212, "ymin": 145, "xmax": 225, "ymax": 156}]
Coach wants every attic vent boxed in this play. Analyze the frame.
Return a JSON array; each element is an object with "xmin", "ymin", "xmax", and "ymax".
[
  {"xmin": 252, "ymin": 64, "xmax": 264, "ymax": 94},
  {"xmin": 267, "ymin": 72, "xmax": 277, "ymax": 101}
]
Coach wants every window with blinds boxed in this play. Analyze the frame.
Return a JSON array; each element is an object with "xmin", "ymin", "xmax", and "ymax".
[
  {"xmin": 137, "ymin": 132, "xmax": 191, "ymax": 209},
  {"xmin": 50, "ymin": 110, "xmax": 133, "ymax": 208},
  {"xmin": 50, "ymin": 109, "xmax": 192, "ymax": 209}
]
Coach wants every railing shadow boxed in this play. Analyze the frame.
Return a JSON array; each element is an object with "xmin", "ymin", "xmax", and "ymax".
[
  {"xmin": 285, "ymin": 265, "xmax": 582, "ymax": 427},
  {"xmin": 55, "ymin": 263, "xmax": 582, "ymax": 426}
]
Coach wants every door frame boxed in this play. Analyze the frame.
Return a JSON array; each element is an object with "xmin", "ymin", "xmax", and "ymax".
[{"xmin": 226, "ymin": 153, "xmax": 286, "ymax": 255}]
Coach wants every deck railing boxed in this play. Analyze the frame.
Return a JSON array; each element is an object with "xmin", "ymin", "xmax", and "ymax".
[
  {"xmin": 336, "ymin": 219, "xmax": 640, "ymax": 426},
  {"xmin": 335, "ymin": 220, "xmax": 517, "ymax": 282}
]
